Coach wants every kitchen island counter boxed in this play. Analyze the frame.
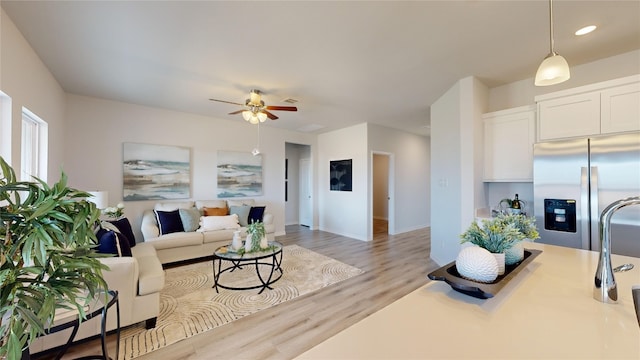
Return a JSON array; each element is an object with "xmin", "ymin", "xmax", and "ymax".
[{"xmin": 297, "ymin": 242, "xmax": 640, "ymax": 359}]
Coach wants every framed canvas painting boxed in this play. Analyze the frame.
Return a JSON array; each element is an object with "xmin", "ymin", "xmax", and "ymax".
[
  {"xmin": 122, "ymin": 142, "xmax": 191, "ymax": 201},
  {"xmin": 330, "ymin": 159, "xmax": 352, "ymax": 191},
  {"xmin": 217, "ymin": 150, "xmax": 263, "ymax": 198}
]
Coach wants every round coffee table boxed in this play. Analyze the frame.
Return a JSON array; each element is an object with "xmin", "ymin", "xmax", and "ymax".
[{"xmin": 212, "ymin": 241, "xmax": 283, "ymax": 294}]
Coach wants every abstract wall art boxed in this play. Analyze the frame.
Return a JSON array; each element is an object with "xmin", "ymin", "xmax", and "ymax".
[
  {"xmin": 217, "ymin": 150, "xmax": 263, "ymax": 198},
  {"xmin": 330, "ymin": 159, "xmax": 352, "ymax": 191},
  {"xmin": 122, "ymin": 142, "xmax": 191, "ymax": 201}
]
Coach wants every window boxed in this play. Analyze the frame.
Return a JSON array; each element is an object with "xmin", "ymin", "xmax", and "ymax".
[
  {"xmin": 21, "ymin": 108, "xmax": 48, "ymax": 182},
  {"xmin": 0, "ymin": 92, "xmax": 11, "ymax": 161}
]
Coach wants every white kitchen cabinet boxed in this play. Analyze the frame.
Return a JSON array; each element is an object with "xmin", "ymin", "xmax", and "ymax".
[
  {"xmin": 601, "ymin": 82, "xmax": 640, "ymax": 134},
  {"xmin": 536, "ymin": 74, "xmax": 640, "ymax": 141},
  {"xmin": 483, "ymin": 105, "xmax": 535, "ymax": 182},
  {"xmin": 537, "ymin": 92, "xmax": 600, "ymax": 140}
]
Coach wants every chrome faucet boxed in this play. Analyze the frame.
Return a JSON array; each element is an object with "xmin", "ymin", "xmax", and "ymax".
[{"xmin": 594, "ymin": 196, "xmax": 640, "ymax": 304}]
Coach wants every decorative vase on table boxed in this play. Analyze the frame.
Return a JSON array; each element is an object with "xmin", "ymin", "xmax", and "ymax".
[
  {"xmin": 505, "ymin": 241, "xmax": 525, "ymax": 265},
  {"xmin": 231, "ymin": 230, "xmax": 243, "ymax": 251},
  {"xmin": 244, "ymin": 234, "xmax": 254, "ymax": 252},
  {"xmin": 492, "ymin": 252, "xmax": 506, "ymax": 275},
  {"xmin": 260, "ymin": 235, "xmax": 268, "ymax": 249}
]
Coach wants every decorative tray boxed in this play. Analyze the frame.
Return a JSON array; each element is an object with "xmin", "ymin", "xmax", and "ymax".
[{"xmin": 427, "ymin": 249, "xmax": 542, "ymax": 299}]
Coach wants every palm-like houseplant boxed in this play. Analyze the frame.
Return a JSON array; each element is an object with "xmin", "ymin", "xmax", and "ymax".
[{"xmin": 0, "ymin": 157, "xmax": 108, "ymax": 359}]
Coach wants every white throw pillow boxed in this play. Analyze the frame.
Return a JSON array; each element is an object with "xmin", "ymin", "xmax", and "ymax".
[{"xmin": 197, "ymin": 214, "xmax": 240, "ymax": 231}]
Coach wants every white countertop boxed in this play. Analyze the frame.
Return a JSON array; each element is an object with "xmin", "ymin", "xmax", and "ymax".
[{"xmin": 297, "ymin": 242, "xmax": 640, "ymax": 359}]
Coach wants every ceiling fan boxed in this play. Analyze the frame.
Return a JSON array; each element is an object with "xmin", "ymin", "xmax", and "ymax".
[{"xmin": 209, "ymin": 89, "xmax": 297, "ymax": 124}]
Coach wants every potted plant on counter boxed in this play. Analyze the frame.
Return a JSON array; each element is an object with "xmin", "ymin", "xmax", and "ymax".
[
  {"xmin": 0, "ymin": 157, "xmax": 108, "ymax": 359},
  {"xmin": 460, "ymin": 217, "xmax": 523, "ymax": 275}
]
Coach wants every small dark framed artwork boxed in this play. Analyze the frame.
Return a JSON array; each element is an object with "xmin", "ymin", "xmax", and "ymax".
[{"xmin": 330, "ymin": 159, "xmax": 352, "ymax": 191}]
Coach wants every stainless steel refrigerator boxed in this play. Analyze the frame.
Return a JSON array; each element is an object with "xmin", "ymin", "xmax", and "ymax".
[{"xmin": 533, "ymin": 132, "xmax": 640, "ymax": 258}]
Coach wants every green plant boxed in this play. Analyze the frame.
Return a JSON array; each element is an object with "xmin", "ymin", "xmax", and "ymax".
[
  {"xmin": 495, "ymin": 213, "xmax": 540, "ymax": 240},
  {"xmin": 460, "ymin": 214, "xmax": 540, "ymax": 254},
  {"xmin": 246, "ymin": 220, "xmax": 266, "ymax": 253},
  {"xmin": 0, "ymin": 157, "xmax": 108, "ymax": 359}
]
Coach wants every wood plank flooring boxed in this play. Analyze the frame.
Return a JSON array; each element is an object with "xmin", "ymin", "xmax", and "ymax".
[{"xmin": 35, "ymin": 223, "xmax": 437, "ymax": 360}]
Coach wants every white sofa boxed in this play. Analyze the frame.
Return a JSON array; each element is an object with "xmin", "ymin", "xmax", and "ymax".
[
  {"xmin": 141, "ymin": 199, "xmax": 275, "ymax": 265},
  {"xmin": 30, "ymin": 242, "xmax": 165, "ymax": 354}
]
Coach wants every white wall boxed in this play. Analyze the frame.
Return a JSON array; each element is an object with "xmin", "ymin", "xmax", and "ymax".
[
  {"xmin": 368, "ymin": 123, "xmax": 430, "ymax": 237},
  {"xmin": 63, "ymin": 94, "xmax": 317, "ymax": 241},
  {"xmin": 318, "ymin": 123, "xmax": 368, "ymax": 240},
  {"xmin": 430, "ymin": 76, "xmax": 488, "ymax": 265},
  {"xmin": 0, "ymin": 9, "xmax": 66, "ymax": 177}
]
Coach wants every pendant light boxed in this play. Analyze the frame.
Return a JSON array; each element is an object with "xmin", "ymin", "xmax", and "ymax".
[{"xmin": 535, "ymin": 0, "xmax": 570, "ymax": 86}]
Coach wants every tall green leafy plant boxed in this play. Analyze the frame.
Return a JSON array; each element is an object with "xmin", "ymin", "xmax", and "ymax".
[{"xmin": 0, "ymin": 157, "xmax": 108, "ymax": 359}]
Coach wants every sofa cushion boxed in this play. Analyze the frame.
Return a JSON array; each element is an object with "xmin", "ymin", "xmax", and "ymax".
[
  {"xmin": 135, "ymin": 254, "xmax": 165, "ymax": 296},
  {"xmin": 198, "ymin": 214, "xmax": 240, "ymax": 231},
  {"xmin": 227, "ymin": 199, "xmax": 255, "ymax": 207},
  {"xmin": 154, "ymin": 201, "xmax": 194, "ymax": 211},
  {"xmin": 154, "ymin": 209, "xmax": 184, "ymax": 235},
  {"xmin": 248, "ymin": 206, "xmax": 266, "ymax": 224},
  {"xmin": 179, "ymin": 207, "xmax": 201, "ymax": 232},
  {"xmin": 202, "ymin": 228, "xmax": 245, "ymax": 244},
  {"xmin": 96, "ymin": 228, "xmax": 132, "ymax": 257},
  {"xmin": 144, "ymin": 231, "xmax": 204, "ymax": 250},
  {"xmin": 195, "ymin": 200, "xmax": 227, "ymax": 210},
  {"xmin": 107, "ymin": 217, "xmax": 137, "ymax": 248},
  {"xmin": 229, "ymin": 205, "xmax": 251, "ymax": 226},
  {"xmin": 203, "ymin": 206, "xmax": 228, "ymax": 216}
]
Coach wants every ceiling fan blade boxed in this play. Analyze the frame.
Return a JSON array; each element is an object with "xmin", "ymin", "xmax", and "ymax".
[
  {"xmin": 209, "ymin": 98, "xmax": 244, "ymax": 106},
  {"xmin": 263, "ymin": 110, "xmax": 279, "ymax": 120},
  {"xmin": 228, "ymin": 110, "xmax": 244, "ymax": 115},
  {"xmin": 266, "ymin": 105, "xmax": 297, "ymax": 111}
]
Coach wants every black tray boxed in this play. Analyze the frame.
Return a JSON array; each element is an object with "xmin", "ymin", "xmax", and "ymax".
[{"xmin": 427, "ymin": 249, "xmax": 542, "ymax": 299}]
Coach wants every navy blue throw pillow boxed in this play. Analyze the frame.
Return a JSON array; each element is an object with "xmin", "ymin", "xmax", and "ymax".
[
  {"xmin": 108, "ymin": 217, "xmax": 136, "ymax": 247},
  {"xmin": 96, "ymin": 228, "xmax": 132, "ymax": 257},
  {"xmin": 248, "ymin": 206, "xmax": 266, "ymax": 224},
  {"xmin": 154, "ymin": 209, "xmax": 184, "ymax": 235}
]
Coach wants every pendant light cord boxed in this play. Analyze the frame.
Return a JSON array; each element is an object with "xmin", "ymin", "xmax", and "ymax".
[{"xmin": 548, "ymin": 0, "xmax": 555, "ymax": 55}]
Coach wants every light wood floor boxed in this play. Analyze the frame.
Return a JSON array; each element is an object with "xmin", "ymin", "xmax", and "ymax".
[{"xmin": 37, "ymin": 222, "xmax": 436, "ymax": 360}]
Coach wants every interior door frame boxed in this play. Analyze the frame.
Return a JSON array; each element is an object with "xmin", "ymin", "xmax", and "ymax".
[
  {"xmin": 299, "ymin": 157, "xmax": 313, "ymax": 228},
  {"xmin": 370, "ymin": 151, "xmax": 394, "ymax": 239}
]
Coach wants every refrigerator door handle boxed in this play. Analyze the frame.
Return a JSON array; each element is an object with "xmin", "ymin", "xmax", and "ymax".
[
  {"xmin": 581, "ymin": 167, "xmax": 591, "ymax": 250},
  {"xmin": 590, "ymin": 166, "xmax": 600, "ymax": 252}
]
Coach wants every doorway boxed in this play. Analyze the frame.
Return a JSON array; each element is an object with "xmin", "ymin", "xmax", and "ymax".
[
  {"xmin": 285, "ymin": 142, "xmax": 312, "ymax": 227},
  {"xmin": 372, "ymin": 152, "xmax": 393, "ymax": 235}
]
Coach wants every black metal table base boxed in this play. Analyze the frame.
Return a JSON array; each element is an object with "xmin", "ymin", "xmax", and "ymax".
[
  {"xmin": 213, "ymin": 249, "xmax": 283, "ymax": 294},
  {"xmin": 27, "ymin": 290, "xmax": 120, "ymax": 360}
]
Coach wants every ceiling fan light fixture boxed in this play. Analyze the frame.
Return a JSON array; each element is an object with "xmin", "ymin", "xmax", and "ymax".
[
  {"xmin": 535, "ymin": 0, "xmax": 570, "ymax": 87},
  {"xmin": 249, "ymin": 89, "xmax": 261, "ymax": 105},
  {"xmin": 249, "ymin": 115, "xmax": 260, "ymax": 125},
  {"xmin": 242, "ymin": 110, "xmax": 252, "ymax": 121},
  {"xmin": 257, "ymin": 112, "xmax": 267, "ymax": 122},
  {"xmin": 535, "ymin": 53, "xmax": 571, "ymax": 86}
]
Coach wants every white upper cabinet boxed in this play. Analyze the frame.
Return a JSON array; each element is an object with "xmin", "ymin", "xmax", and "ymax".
[
  {"xmin": 601, "ymin": 82, "xmax": 640, "ymax": 134},
  {"xmin": 536, "ymin": 75, "xmax": 640, "ymax": 141},
  {"xmin": 483, "ymin": 105, "xmax": 535, "ymax": 182}
]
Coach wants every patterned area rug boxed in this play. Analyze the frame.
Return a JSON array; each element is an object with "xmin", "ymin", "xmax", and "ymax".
[{"xmin": 119, "ymin": 245, "xmax": 364, "ymax": 359}]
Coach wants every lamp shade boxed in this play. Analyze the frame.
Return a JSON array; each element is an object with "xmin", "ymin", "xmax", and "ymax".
[
  {"xmin": 242, "ymin": 110, "xmax": 252, "ymax": 121},
  {"xmin": 257, "ymin": 112, "xmax": 267, "ymax": 122},
  {"xmin": 87, "ymin": 191, "xmax": 108, "ymax": 209},
  {"xmin": 535, "ymin": 53, "xmax": 570, "ymax": 86}
]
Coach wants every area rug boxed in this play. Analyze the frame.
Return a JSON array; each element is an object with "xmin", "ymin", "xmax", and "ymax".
[{"xmin": 118, "ymin": 245, "xmax": 364, "ymax": 359}]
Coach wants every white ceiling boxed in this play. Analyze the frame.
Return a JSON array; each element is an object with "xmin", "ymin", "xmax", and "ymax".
[{"xmin": 3, "ymin": 1, "xmax": 640, "ymax": 136}]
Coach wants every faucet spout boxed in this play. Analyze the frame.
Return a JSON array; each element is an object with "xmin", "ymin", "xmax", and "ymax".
[{"xmin": 594, "ymin": 196, "xmax": 640, "ymax": 303}]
